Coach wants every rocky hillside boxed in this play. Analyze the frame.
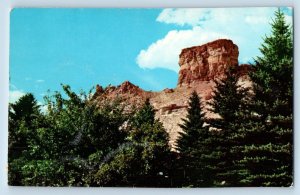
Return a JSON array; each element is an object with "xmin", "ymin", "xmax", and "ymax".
[{"xmin": 92, "ymin": 39, "xmax": 252, "ymax": 148}]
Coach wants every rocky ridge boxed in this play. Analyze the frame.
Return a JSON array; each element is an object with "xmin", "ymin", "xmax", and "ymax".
[{"xmin": 92, "ymin": 39, "xmax": 252, "ymax": 147}]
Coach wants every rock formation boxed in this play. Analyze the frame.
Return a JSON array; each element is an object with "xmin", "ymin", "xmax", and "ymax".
[
  {"xmin": 178, "ymin": 39, "xmax": 239, "ymax": 86},
  {"xmin": 92, "ymin": 39, "xmax": 252, "ymax": 148}
]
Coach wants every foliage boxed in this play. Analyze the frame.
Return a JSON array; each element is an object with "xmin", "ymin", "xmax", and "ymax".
[
  {"xmin": 94, "ymin": 99, "xmax": 172, "ymax": 187},
  {"xmin": 208, "ymin": 68, "xmax": 251, "ymax": 130},
  {"xmin": 207, "ymin": 68, "xmax": 251, "ymax": 186},
  {"xmin": 240, "ymin": 8, "xmax": 293, "ymax": 186},
  {"xmin": 175, "ymin": 91, "xmax": 214, "ymax": 187},
  {"xmin": 130, "ymin": 98, "xmax": 155, "ymax": 128},
  {"xmin": 8, "ymin": 93, "xmax": 42, "ymax": 185},
  {"xmin": 176, "ymin": 91, "xmax": 206, "ymax": 153},
  {"xmin": 8, "ymin": 85, "xmax": 130, "ymax": 186}
]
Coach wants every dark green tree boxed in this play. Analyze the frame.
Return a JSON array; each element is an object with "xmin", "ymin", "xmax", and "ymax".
[
  {"xmin": 95, "ymin": 98, "xmax": 171, "ymax": 187},
  {"xmin": 131, "ymin": 98, "xmax": 155, "ymax": 128},
  {"xmin": 208, "ymin": 68, "xmax": 251, "ymax": 131},
  {"xmin": 239, "ymin": 9, "xmax": 293, "ymax": 186},
  {"xmin": 12, "ymin": 85, "xmax": 129, "ymax": 186},
  {"xmin": 252, "ymin": 9, "xmax": 293, "ymax": 119},
  {"xmin": 9, "ymin": 93, "xmax": 40, "ymax": 124},
  {"xmin": 207, "ymin": 67, "xmax": 251, "ymax": 186},
  {"xmin": 8, "ymin": 93, "xmax": 42, "ymax": 185},
  {"xmin": 176, "ymin": 91, "xmax": 214, "ymax": 187}
]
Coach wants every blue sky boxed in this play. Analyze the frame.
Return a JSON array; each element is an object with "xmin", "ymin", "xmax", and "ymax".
[{"xmin": 9, "ymin": 8, "xmax": 292, "ymax": 104}]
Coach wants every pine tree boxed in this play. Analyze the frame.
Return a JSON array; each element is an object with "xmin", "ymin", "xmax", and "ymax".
[
  {"xmin": 239, "ymin": 9, "xmax": 293, "ymax": 186},
  {"xmin": 207, "ymin": 67, "xmax": 251, "ymax": 186},
  {"xmin": 176, "ymin": 91, "xmax": 214, "ymax": 187},
  {"xmin": 208, "ymin": 67, "xmax": 250, "ymax": 131}
]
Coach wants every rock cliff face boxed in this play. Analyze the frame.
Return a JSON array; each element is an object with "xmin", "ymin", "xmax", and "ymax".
[
  {"xmin": 93, "ymin": 39, "xmax": 252, "ymax": 148},
  {"xmin": 178, "ymin": 39, "xmax": 239, "ymax": 86},
  {"xmin": 92, "ymin": 81, "xmax": 153, "ymax": 107}
]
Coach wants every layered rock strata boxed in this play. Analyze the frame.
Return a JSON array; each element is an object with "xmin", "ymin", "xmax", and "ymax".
[{"xmin": 178, "ymin": 39, "xmax": 239, "ymax": 86}]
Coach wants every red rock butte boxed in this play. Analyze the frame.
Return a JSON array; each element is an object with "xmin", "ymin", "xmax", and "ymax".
[
  {"xmin": 178, "ymin": 39, "xmax": 239, "ymax": 86},
  {"xmin": 93, "ymin": 39, "xmax": 253, "ymax": 148}
]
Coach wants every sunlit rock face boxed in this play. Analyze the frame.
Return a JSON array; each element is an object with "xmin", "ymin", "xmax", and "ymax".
[
  {"xmin": 178, "ymin": 39, "xmax": 239, "ymax": 86},
  {"xmin": 93, "ymin": 39, "xmax": 252, "ymax": 149}
]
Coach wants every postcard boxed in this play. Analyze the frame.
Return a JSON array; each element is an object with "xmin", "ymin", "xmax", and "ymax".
[{"xmin": 8, "ymin": 8, "xmax": 293, "ymax": 187}]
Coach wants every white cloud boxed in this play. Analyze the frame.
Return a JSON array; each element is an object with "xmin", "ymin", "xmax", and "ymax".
[
  {"xmin": 245, "ymin": 16, "xmax": 269, "ymax": 25},
  {"xmin": 137, "ymin": 27, "xmax": 226, "ymax": 72},
  {"xmin": 137, "ymin": 7, "xmax": 292, "ymax": 72},
  {"xmin": 156, "ymin": 8, "xmax": 276, "ymax": 27},
  {"xmin": 156, "ymin": 8, "xmax": 211, "ymax": 26},
  {"xmin": 9, "ymin": 90, "xmax": 25, "ymax": 103}
]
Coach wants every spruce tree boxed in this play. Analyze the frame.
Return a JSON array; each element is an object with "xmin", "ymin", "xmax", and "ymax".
[
  {"xmin": 176, "ymin": 91, "xmax": 213, "ymax": 187},
  {"xmin": 239, "ymin": 9, "xmax": 293, "ymax": 186},
  {"xmin": 208, "ymin": 67, "xmax": 250, "ymax": 131},
  {"xmin": 176, "ymin": 91, "xmax": 205, "ymax": 154},
  {"xmin": 208, "ymin": 67, "xmax": 251, "ymax": 186}
]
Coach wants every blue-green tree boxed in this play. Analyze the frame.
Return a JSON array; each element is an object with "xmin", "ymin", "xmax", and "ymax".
[
  {"xmin": 239, "ymin": 9, "xmax": 293, "ymax": 186},
  {"xmin": 176, "ymin": 91, "xmax": 214, "ymax": 187},
  {"xmin": 208, "ymin": 67, "xmax": 251, "ymax": 186}
]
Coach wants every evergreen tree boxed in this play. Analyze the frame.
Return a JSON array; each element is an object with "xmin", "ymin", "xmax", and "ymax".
[
  {"xmin": 207, "ymin": 68, "xmax": 251, "ymax": 186},
  {"xmin": 208, "ymin": 67, "xmax": 251, "ymax": 130},
  {"xmin": 252, "ymin": 9, "xmax": 293, "ymax": 119},
  {"xmin": 176, "ymin": 91, "xmax": 214, "ymax": 187},
  {"xmin": 239, "ymin": 9, "xmax": 293, "ymax": 186},
  {"xmin": 131, "ymin": 98, "xmax": 155, "ymax": 127},
  {"xmin": 176, "ymin": 91, "xmax": 206, "ymax": 153},
  {"xmin": 9, "ymin": 93, "xmax": 40, "ymax": 124},
  {"xmin": 8, "ymin": 93, "xmax": 41, "ymax": 185}
]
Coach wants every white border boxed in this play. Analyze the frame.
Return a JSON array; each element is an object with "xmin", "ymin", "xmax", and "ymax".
[{"xmin": 0, "ymin": 1, "xmax": 298, "ymax": 195}]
